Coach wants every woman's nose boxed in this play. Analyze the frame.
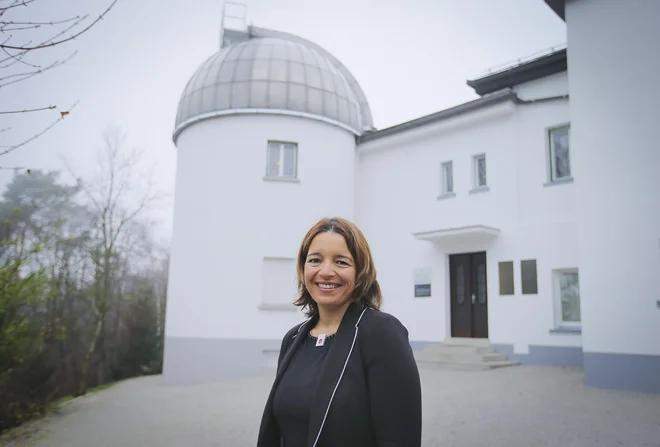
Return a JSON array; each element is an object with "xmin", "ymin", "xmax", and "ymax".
[{"xmin": 319, "ymin": 262, "xmax": 335, "ymax": 276}]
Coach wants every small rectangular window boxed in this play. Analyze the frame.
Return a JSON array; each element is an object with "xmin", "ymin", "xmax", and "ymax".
[
  {"xmin": 498, "ymin": 261, "xmax": 514, "ymax": 295},
  {"xmin": 261, "ymin": 257, "xmax": 298, "ymax": 306},
  {"xmin": 549, "ymin": 125, "xmax": 571, "ymax": 181},
  {"xmin": 440, "ymin": 161, "xmax": 453, "ymax": 194},
  {"xmin": 554, "ymin": 268, "xmax": 581, "ymax": 325},
  {"xmin": 266, "ymin": 141, "xmax": 298, "ymax": 179},
  {"xmin": 473, "ymin": 154, "xmax": 487, "ymax": 187},
  {"xmin": 521, "ymin": 259, "xmax": 538, "ymax": 294}
]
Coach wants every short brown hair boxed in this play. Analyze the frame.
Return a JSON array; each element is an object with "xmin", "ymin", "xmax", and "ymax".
[{"xmin": 293, "ymin": 217, "xmax": 382, "ymax": 317}]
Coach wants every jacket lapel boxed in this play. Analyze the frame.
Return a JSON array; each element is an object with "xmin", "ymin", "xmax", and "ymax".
[
  {"xmin": 307, "ymin": 303, "xmax": 363, "ymax": 447},
  {"xmin": 275, "ymin": 317, "xmax": 314, "ymax": 387},
  {"xmin": 257, "ymin": 317, "xmax": 314, "ymax": 447}
]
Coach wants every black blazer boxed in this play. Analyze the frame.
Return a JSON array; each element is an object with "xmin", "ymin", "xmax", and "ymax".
[{"xmin": 257, "ymin": 302, "xmax": 422, "ymax": 447}]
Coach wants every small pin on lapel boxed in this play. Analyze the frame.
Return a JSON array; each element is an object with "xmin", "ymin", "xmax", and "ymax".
[{"xmin": 316, "ymin": 333, "xmax": 326, "ymax": 347}]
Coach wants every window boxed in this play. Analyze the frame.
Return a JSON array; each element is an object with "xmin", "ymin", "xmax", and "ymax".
[
  {"xmin": 549, "ymin": 125, "xmax": 571, "ymax": 181},
  {"xmin": 260, "ymin": 257, "xmax": 298, "ymax": 310},
  {"xmin": 473, "ymin": 154, "xmax": 487, "ymax": 188},
  {"xmin": 498, "ymin": 261, "xmax": 514, "ymax": 295},
  {"xmin": 553, "ymin": 268, "xmax": 581, "ymax": 326},
  {"xmin": 266, "ymin": 141, "xmax": 297, "ymax": 179},
  {"xmin": 440, "ymin": 161, "xmax": 453, "ymax": 194},
  {"xmin": 521, "ymin": 259, "xmax": 538, "ymax": 294}
]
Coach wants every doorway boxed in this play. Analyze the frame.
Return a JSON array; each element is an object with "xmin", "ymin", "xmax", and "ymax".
[{"xmin": 449, "ymin": 251, "xmax": 488, "ymax": 338}]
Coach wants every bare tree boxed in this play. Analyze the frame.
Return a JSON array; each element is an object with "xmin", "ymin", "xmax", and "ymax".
[
  {"xmin": 69, "ymin": 128, "xmax": 160, "ymax": 394},
  {"xmin": 0, "ymin": 0, "xmax": 120, "ymax": 161}
]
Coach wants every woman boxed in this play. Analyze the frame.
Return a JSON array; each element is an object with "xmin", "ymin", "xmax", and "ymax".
[{"xmin": 257, "ymin": 217, "xmax": 422, "ymax": 447}]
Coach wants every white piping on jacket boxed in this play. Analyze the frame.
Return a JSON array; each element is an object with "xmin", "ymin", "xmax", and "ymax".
[
  {"xmin": 292, "ymin": 317, "xmax": 313, "ymax": 340},
  {"xmin": 311, "ymin": 307, "xmax": 369, "ymax": 447}
]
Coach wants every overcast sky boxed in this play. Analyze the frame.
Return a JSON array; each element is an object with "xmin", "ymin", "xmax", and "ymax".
[{"xmin": 0, "ymin": 0, "xmax": 566, "ymax": 243}]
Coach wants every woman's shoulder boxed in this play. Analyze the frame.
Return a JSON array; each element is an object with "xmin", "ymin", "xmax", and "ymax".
[{"xmin": 359, "ymin": 307, "xmax": 410, "ymax": 338}]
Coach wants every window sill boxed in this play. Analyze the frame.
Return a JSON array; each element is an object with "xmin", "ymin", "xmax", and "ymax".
[
  {"xmin": 549, "ymin": 326, "xmax": 581, "ymax": 335},
  {"xmin": 437, "ymin": 192, "xmax": 456, "ymax": 200},
  {"xmin": 468, "ymin": 186, "xmax": 490, "ymax": 195},
  {"xmin": 544, "ymin": 176, "xmax": 573, "ymax": 187},
  {"xmin": 258, "ymin": 303, "xmax": 299, "ymax": 311},
  {"xmin": 263, "ymin": 176, "xmax": 300, "ymax": 183}
]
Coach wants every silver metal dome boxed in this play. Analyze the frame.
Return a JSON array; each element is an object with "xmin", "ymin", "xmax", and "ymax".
[{"xmin": 173, "ymin": 29, "xmax": 374, "ymax": 141}]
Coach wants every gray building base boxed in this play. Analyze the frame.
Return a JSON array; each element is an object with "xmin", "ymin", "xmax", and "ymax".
[
  {"xmin": 492, "ymin": 343, "xmax": 584, "ymax": 368},
  {"xmin": 163, "ymin": 336, "xmax": 281, "ymax": 385},
  {"xmin": 583, "ymin": 352, "xmax": 660, "ymax": 394},
  {"xmin": 164, "ymin": 337, "xmax": 660, "ymax": 394},
  {"xmin": 492, "ymin": 344, "xmax": 660, "ymax": 394}
]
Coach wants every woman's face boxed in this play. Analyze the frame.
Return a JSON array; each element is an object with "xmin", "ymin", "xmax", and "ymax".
[{"xmin": 304, "ymin": 231, "xmax": 356, "ymax": 313}]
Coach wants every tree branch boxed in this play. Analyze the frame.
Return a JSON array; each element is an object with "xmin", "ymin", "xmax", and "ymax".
[
  {"xmin": 0, "ymin": 100, "xmax": 78, "ymax": 157},
  {"xmin": 0, "ymin": 0, "xmax": 118, "ymax": 51},
  {"xmin": 0, "ymin": 51, "xmax": 76, "ymax": 87},
  {"xmin": 0, "ymin": 44, "xmax": 34, "ymax": 67},
  {"xmin": 0, "ymin": 15, "xmax": 82, "ymax": 28},
  {"xmin": 0, "ymin": 0, "xmax": 38, "ymax": 15},
  {"xmin": 0, "ymin": 104, "xmax": 55, "ymax": 114},
  {"xmin": 1, "ymin": 23, "xmax": 43, "ymax": 31},
  {"xmin": 0, "ymin": 165, "xmax": 29, "ymax": 172},
  {"xmin": 0, "ymin": 14, "xmax": 85, "ymax": 67}
]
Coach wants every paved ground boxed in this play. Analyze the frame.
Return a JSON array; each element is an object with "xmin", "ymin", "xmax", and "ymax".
[{"xmin": 7, "ymin": 365, "xmax": 660, "ymax": 447}]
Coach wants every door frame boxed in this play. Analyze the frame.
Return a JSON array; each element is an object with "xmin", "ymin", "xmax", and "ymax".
[{"xmin": 448, "ymin": 251, "xmax": 489, "ymax": 339}]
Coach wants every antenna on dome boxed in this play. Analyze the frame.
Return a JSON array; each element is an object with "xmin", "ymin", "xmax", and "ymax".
[{"xmin": 220, "ymin": 2, "xmax": 248, "ymax": 49}]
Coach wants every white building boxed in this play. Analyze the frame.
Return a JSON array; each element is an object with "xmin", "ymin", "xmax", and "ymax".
[{"xmin": 163, "ymin": 0, "xmax": 660, "ymax": 394}]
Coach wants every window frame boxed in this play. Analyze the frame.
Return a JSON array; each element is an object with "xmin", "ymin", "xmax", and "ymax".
[
  {"xmin": 552, "ymin": 267, "xmax": 581, "ymax": 328},
  {"xmin": 521, "ymin": 259, "xmax": 538, "ymax": 295},
  {"xmin": 498, "ymin": 261, "xmax": 515, "ymax": 295},
  {"xmin": 440, "ymin": 161, "xmax": 453, "ymax": 194},
  {"xmin": 265, "ymin": 140, "xmax": 298, "ymax": 180},
  {"xmin": 472, "ymin": 153, "xmax": 487, "ymax": 188},
  {"xmin": 547, "ymin": 124, "xmax": 572, "ymax": 183},
  {"xmin": 258, "ymin": 256, "xmax": 298, "ymax": 311}
]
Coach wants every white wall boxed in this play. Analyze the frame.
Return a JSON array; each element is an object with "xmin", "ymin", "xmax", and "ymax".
[
  {"xmin": 356, "ymin": 96, "xmax": 580, "ymax": 351},
  {"xmin": 165, "ymin": 114, "xmax": 356, "ymax": 341},
  {"xmin": 566, "ymin": 0, "xmax": 660, "ymax": 356},
  {"xmin": 513, "ymin": 71, "xmax": 569, "ymax": 101}
]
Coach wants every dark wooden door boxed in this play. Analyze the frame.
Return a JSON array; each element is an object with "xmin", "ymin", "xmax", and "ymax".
[{"xmin": 449, "ymin": 252, "xmax": 488, "ymax": 338}]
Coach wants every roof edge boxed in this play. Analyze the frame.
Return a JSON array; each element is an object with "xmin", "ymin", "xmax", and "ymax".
[
  {"xmin": 172, "ymin": 108, "xmax": 360, "ymax": 145},
  {"xmin": 544, "ymin": 0, "xmax": 566, "ymax": 20},
  {"xmin": 357, "ymin": 89, "xmax": 518, "ymax": 145},
  {"xmin": 466, "ymin": 47, "xmax": 567, "ymax": 96}
]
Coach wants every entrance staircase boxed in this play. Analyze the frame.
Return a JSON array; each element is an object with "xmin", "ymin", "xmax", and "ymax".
[{"xmin": 414, "ymin": 338, "xmax": 519, "ymax": 370}]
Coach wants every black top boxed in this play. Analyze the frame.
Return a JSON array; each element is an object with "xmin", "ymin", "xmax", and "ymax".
[
  {"xmin": 257, "ymin": 303, "xmax": 422, "ymax": 447},
  {"xmin": 272, "ymin": 331, "xmax": 336, "ymax": 447}
]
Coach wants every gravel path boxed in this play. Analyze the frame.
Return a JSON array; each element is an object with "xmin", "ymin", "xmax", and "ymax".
[{"xmin": 11, "ymin": 365, "xmax": 660, "ymax": 447}]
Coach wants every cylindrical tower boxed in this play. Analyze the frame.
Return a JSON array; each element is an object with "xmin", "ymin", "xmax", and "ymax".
[{"xmin": 163, "ymin": 29, "xmax": 373, "ymax": 385}]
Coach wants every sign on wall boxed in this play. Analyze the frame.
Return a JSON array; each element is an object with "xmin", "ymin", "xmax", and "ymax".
[{"xmin": 413, "ymin": 267, "xmax": 432, "ymax": 298}]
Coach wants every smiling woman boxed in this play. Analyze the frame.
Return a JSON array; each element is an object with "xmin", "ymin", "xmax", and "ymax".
[{"xmin": 257, "ymin": 217, "xmax": 422, "ymax": 447}]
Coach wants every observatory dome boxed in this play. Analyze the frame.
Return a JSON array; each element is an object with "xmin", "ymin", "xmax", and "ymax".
[{"xmin": 173, "ymin": 30, "xmax": 373, "ymax": 140}]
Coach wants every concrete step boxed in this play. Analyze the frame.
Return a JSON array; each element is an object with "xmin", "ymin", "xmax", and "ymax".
[
  {"xmin": 416, "ymin": 358, "xmax": 521, "ymax": 371},
  {"xmin": 414, "ymin": 339, "xmax": 519, "ymax": 371},
  {"xmin": 442, "ymin": 337, "xmax": 493, "ymax": 347},
  {"xmin": 415, "ymin": 351, "xmax": 509, "ymax": 363},
  {"xmin": 420, "ymin": 345, "xmax": 495, "ymax": 355}
]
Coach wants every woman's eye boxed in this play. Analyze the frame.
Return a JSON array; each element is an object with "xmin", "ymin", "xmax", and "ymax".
[{"xmin": 308, "ymin": 258, "xmax": 320, "ymax": 264}]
